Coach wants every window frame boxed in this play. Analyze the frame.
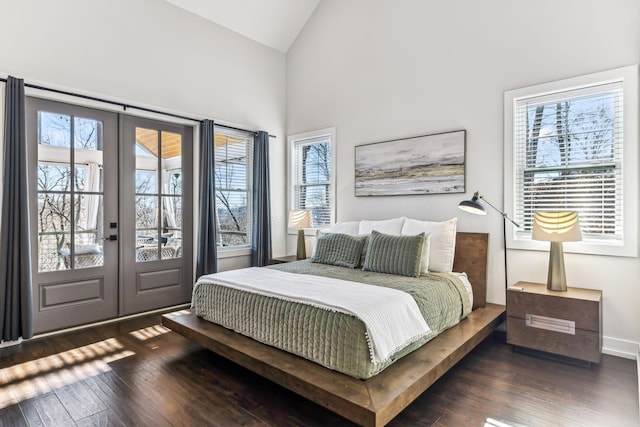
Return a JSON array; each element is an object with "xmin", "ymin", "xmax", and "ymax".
[
  {"xmin": 213, "ymin": 126, "xmax": 253, "ymax": 254},
  {"xmin": 504, "ymin": 65, "xmax": 638, "ymax": 257},
  {"xmin": 288, "ymin": 127, "xmax": 336, "ymax": 234}
]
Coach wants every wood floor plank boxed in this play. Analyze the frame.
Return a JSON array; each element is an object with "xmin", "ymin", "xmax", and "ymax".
[
  {"xmin": 20, "ymin": 393, "xmax": 75, "ymax": 427},
  {"xmin": 83, "ymin": 372, "xmax": 172, "ymax": 427},
  {"xmin": 75, "ymin": 408, "xmax": 128, "ymax": 427},
  {"xmin": 0, "ymin": 404, "xmax": 28, "ymax": 427},
  {"xmin": 53, "ymin": 381, "xmax": 107, "ymax": 422}
]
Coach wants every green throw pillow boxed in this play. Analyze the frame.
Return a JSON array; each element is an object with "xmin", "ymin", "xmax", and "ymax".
[
  {"xmin": 311, "ymin": 233, "xmax": 368, "ymax": 269},
  {"xmin": 362, "ymin": 230, "xmax": 425, "ymax": 277}
]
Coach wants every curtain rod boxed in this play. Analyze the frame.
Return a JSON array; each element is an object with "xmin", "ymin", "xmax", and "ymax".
[{"xmin": 0, "ymin": 77, "xmax": 276, "ymax": 138}]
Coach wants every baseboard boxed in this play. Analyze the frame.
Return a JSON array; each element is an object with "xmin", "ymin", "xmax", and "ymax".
[
  {"xmin": 0, "ymin": 337, "xmax": 23, "ymax": 349},
  {"xmin": 602, "ymin": 336, "xmax": 639, "ymax": 360},
  {"xmin": 637, "ymin": 344, "xmax": 639, "ymax": 421}
]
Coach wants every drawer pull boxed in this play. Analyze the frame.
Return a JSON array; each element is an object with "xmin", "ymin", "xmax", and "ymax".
[{"xmin": 525, "ymin": 313, "xmax": 575, "ymax": 335}]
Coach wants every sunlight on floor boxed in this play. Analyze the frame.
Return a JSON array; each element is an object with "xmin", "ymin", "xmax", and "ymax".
[
  {"xmin": 0, "ymin": 338, "xmax": 134, "ymax": 409},
  {"xmin": 485, "ymin": 418, "xmax": 515, "ymax": 427},
  {"xmin": 129, "ymin": 324, "xmax": 171, "ymax": 341},
  {"xmin": 162, "ymin": 309, "xmax": 191, "ymax": 319}
]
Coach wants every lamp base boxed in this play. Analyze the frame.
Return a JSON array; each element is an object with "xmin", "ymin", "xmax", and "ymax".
[
  {"xmin": 547, "ymin": 241, "xmax": 567, "ymax": 291},
  {"xmin": 296, "ymin": 228, "xmax": 307, "ymax": 260}
]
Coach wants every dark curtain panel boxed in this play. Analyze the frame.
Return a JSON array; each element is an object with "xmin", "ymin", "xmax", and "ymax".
[
  {"xmin": 195, "ymin": 119, "xmax": 217, "ymax": 278},
  {"xmin": 0, "ymin": 76, "xmax": 33, "ymax": 341},
  {"xmin": 251, "ymin": 131, "xmax": 272, "ymax": 267}
]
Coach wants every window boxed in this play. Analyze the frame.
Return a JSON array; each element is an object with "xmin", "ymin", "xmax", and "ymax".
[
  {"xmin": 215, "ymin": 127, "xmax": 253, "ymax": 248},
  {"xmin": 289, "ymin": 128, "xmax": 336, "ymax": 229},
  {"xmin": 505, "ymin": 66, "xmax": 638, "ymax": 256}
]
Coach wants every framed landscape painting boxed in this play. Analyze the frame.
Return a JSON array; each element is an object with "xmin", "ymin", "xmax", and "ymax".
[{"xmin": 355, "ymin": 130, "xmax": 466, "ymax": 196}]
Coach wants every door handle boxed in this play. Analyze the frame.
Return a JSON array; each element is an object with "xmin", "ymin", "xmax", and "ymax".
[{"xmin": 103, "ymin": 235, "xmax": 118, "ymax": 241}]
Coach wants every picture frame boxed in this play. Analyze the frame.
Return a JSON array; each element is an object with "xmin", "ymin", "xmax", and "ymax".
[{"xmin": 354, "ymin": 130, "xmax": 466, "ymax": 196}]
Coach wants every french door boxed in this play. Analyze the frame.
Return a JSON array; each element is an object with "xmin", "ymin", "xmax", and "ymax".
[
  {"xmin": 27, "ymin": 98, "xmax": 193, "ymax": 333},
  {"xmin": 120, "ymin": 116, "xmax": 192, "ymax": 315}
]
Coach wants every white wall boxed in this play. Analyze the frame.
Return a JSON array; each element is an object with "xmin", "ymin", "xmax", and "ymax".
[
  {"xmin": 0, "ymin": 0, "xmax": 288, "ymax": 267},
  {"xmin": 286, "ymin": 0, "xmax": 640, "ymax": 357}
]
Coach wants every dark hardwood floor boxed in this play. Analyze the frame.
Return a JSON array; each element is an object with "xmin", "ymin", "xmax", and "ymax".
[{"xmin": 1, "ymin": 312, "xmax": 637, "ymax": 426}]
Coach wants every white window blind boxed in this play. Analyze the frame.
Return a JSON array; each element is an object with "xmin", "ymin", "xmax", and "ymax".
[
  {"xmin": 214, "ymin": 128, "xmax": 253, "ymax": 247},
  {"xmin": 514, "ymin": 82, "xmax": 623, "ymax": 243},
  {"xmin": 290, "ymin": 130, "xmax": 335, "ymax": 228}
]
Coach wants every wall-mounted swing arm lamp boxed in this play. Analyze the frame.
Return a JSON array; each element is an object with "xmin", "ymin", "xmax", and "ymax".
[{"xmin": 458, "ymin": 191, "xmax": 519, "ymax": 290}]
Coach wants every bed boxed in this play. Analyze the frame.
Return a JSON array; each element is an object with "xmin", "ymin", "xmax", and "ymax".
[{"xmin": 162, "ymin": 230, "xmax": 505, "ymax": 426}]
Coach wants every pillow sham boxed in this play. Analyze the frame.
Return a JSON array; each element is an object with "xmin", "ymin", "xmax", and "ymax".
[
  {"xmin": 358, "ymin": 217, "xmax": 406, "ymax": 235},
  {"xmin": 401, "ymin": 217, "xmax": 457, "ymax": 272},
  {"xmin": 311, "ymin": 233, "xmax": 368, "ymax": 269},
  {"xmin": 362, "ymin": 230, "xmax": 425, "ymax": 278},
  {"xmin": 328, "ymin": 220, "xmax": 361, "ymax": 235}
]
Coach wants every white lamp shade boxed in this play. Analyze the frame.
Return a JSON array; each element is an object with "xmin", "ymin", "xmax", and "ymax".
[
  {"xmin": 532, "ymin": 211, "xmax": 582, "ymax": 242},
  {"xmin": 288, "ymin": 209, "xmax": 312, "ymax": 229}
]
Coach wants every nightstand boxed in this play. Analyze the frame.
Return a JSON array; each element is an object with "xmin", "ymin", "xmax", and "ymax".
[
  {"xmin": 269, "ymin": 255, "xmax": 301, "ymax": 264},
  {"xmin": 507, "ymin": 281, "xmax": 602, "ymax": 365}
]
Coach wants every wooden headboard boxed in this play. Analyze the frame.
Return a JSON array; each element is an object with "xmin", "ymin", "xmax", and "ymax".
[{"xmin": 452, "ymin": 232, "xmax": 489, "ymax": 309}]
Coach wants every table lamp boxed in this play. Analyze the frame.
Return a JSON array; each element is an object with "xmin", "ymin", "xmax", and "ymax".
[
  {"xmin": 532, "ymin": 211, "xmax": 582, "ymax": 291},
  {"xmin": 288, "ymin": 210, "xmax": 312, "ymax": 260}
]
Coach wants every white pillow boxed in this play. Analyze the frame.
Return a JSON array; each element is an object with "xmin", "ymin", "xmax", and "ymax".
[
  {"xmin": 328, "ymin": 221, "xmax": 361, "ymax": 235},
  {"xmin": 358, "ymin": 217, "xmax": 406, "ymax": 235},
  {"xmin": 401, "ymin": 217, "xmax": 457, "ymax": 272}
]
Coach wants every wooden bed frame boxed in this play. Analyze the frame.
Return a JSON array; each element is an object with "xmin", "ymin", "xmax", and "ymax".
[{"xmin": 162, "ymin": 232, "xmax": 505, "ymax": 426}]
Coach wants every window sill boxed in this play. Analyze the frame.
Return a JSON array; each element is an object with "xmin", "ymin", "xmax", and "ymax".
[
  {"xmin": 287, "ymin": 227, "xmax": 320, "ymax": 236},
  {"xmin": 509, "ymin": 239, "xmax": 636, "ymax": 258},
  {"xmin": 217, "ymin": 246, "xmax": 251, "ymax": 259}
]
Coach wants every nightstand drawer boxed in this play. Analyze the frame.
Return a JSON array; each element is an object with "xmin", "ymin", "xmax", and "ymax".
[
  {"xmin": 507, "ymin": 282, "xmax": 602, "ymax": 364},
  {"xmin": 508, "ymin": 292, "xmax": 600, "ymax": 332},
  {"xmin": 507, "ymin": 317, "xmax": 601, "ymax": 363}
]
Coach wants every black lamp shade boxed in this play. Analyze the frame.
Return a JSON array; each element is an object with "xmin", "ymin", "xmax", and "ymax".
[{"xmin": 458, "ymin": 192, "xmax": 487, "ymax": 215}]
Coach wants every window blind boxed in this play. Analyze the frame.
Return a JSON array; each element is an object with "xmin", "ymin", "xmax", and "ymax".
[
  {"xmin": 292, "ymin": 135, "xmax": 333, "ymax": 227},
  {"xmin": 214, "ymin": 129, "xmax": 253, "ymax": 247},
  {"xmin": 513, "ymin": 81, "xmax": 623, "ymax": 243}
]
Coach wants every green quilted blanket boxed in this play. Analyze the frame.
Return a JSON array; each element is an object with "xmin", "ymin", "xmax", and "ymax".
[{"xmin": 191, "ymin": 261, "xmax": 471, "ymax": 379}]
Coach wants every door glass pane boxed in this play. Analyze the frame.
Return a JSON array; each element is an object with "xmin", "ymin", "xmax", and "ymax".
[
  {"xmin": 135, "ymin": 194, "xmax": 158, "ymax": 263},
  {"xmin": 38, "ymin": 163, "xmax": 71, "ymax": 191},
  {"xmin": 75, "ymin": 194, "xmax": 103, "ymax": 233},
  {"xmin": 135, "ymin": 170, "xmax": 157, "ymax": 194},
  {"xmin": 74, "ymin": 232, "xmax": 104, "ymax": 269},
  {"xmin": 74, "ymin": 159, "xmax": 104, "ymax": 193},
  {"xmin": 74, "ymin": 117, "xmax": 101, "ymax": 151},
  {"xmin": 166, "ymin": 170, "xmax": 182, "ymax": 195},
  {"xmin": 161, "ymin": 131, "xmax": 182, "ymax": 195},
  {"xmin": 38, "ymin": 112, "xmax": 71, "ymax": 147},
  {"xmin": 39, "ymin": 233, "xmax": 70, "ymax": 272},
  {"xmin": 136, "ymin": 195, "xmax": 157, "ymax": 230}
]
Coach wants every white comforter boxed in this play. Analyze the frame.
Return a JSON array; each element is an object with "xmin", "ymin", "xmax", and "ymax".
[{"xmin": 195, "ymin": 267, "xmax": 431, "ymax": 364}]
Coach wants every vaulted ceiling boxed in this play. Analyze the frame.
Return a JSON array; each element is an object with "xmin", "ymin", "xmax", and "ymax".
[{"xmin": 162, "ymin": 0, "xmax": 320, "ymax": 53}]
